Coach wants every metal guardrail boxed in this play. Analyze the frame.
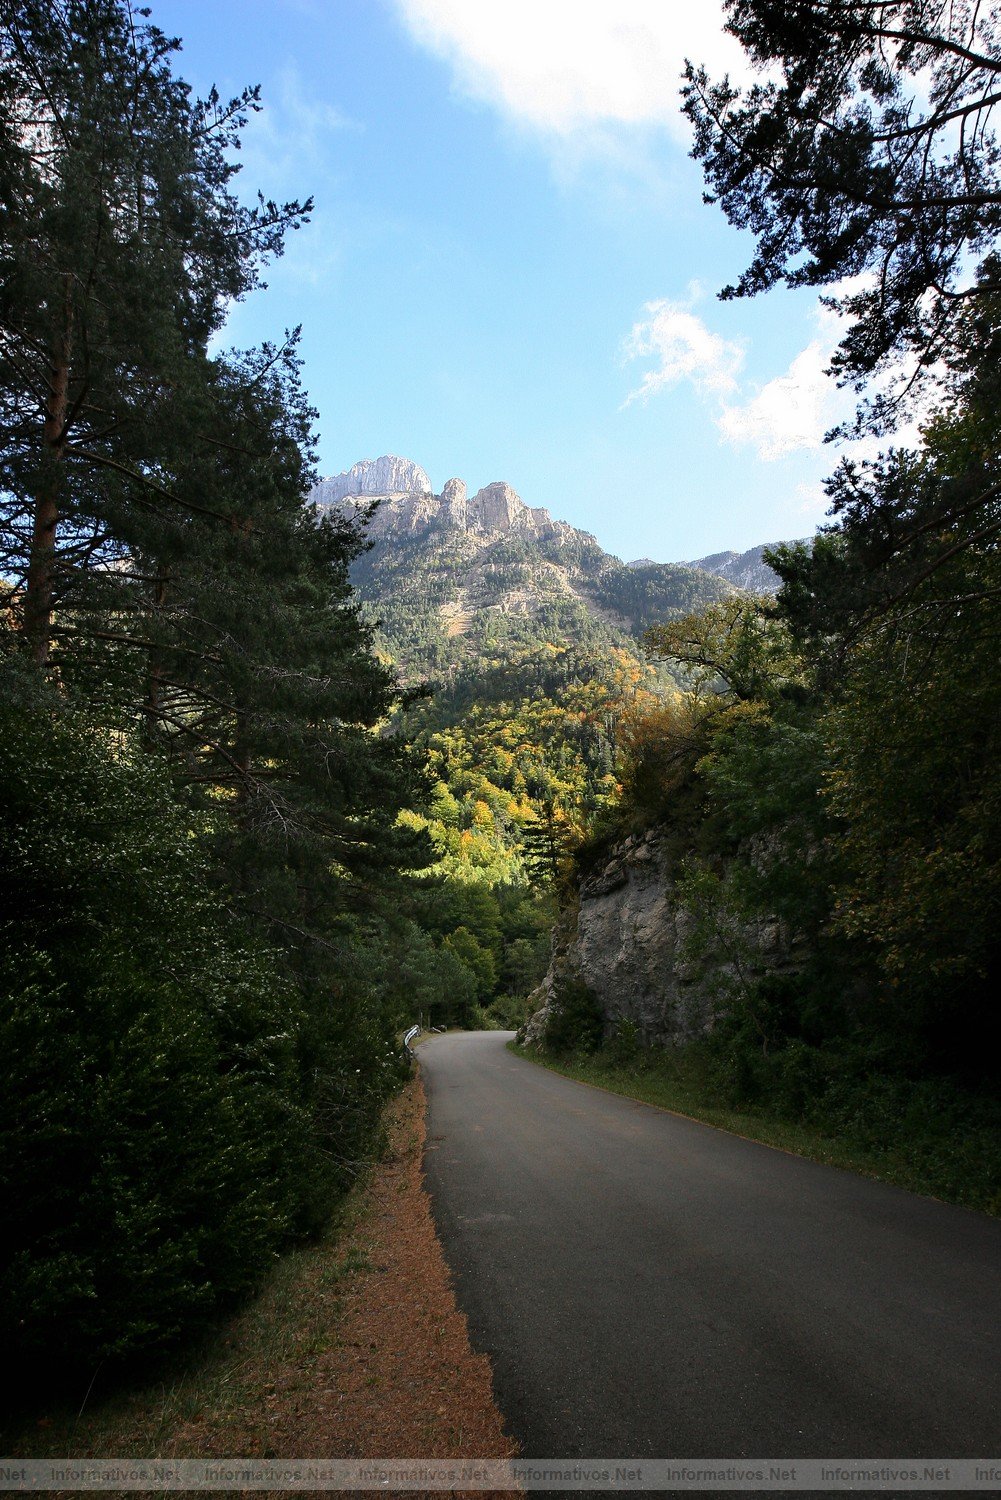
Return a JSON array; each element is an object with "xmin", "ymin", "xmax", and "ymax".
[{"xmin": 403, "ymin": 1023, "xmax": 447, "ymax": 1061}]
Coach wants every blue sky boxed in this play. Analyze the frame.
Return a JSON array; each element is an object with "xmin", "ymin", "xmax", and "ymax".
[{"xmin": 152, "ymin": 0, "xmax": 873, "ymax": 561}]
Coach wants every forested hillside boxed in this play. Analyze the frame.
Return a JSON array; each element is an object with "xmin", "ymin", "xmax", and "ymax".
[{"xmin": 311, "ymin": 460, "xmax": 735, "ymax": 1029}]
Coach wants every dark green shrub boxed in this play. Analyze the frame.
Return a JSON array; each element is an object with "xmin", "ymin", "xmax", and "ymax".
[
  {"xmin": 481, "ymin": 991, "xmax": 535, "ymax": 1030},
  {"xmin": 543, "ymin": 976, "xmax": 605, "ymax": 1053},
  {"xmin": 0, "ymin": 666, "xmax": 315, "ymax": 1380},
  {"xmin": 605, "ymin": 1017, "xmax": 643, "ymax": 1067}
]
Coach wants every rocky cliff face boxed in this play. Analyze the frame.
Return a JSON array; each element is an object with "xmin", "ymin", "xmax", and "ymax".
[
  {"xmin": 312, "ymin": 456, "xmax": 432, "ymax": 507},
  {"xmin": 522, "ymin": 827, "xmax": 802, "ymax": 1048},
  {"xmin": 312, "ymin": 458, "xmax": 582, "ymax": 548}
]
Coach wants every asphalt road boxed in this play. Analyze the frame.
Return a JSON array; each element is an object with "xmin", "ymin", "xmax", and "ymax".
[{"xmin": 420, "ymin": 1031, "xmax": 1000, "ymax": 1465}]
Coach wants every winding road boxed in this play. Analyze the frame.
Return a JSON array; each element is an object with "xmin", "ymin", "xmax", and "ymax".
[{"xmin": 420, "ymin": 1031, "xmax": 1000, "ymax": 1462}]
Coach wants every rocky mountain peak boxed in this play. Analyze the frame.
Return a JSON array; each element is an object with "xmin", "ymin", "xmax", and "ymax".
[
  {"xmin": 311, "ymin": 455, "xmax": 432, "ymax": 509},
  {"xmin": 311, "ymin": 458, "xmax": 581, "ymax": 547},
  {"xmin": 468, "ymin": 481, "xmax": 526, "ymax": 533}
]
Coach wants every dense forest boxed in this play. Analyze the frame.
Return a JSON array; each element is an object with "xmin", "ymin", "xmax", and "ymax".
[
  {"xmin": 0, "ymin": 0, "xmax": 476, "ymax": 1385},
  {"xmin": 3, "ymin": 0, "xmax": 999, "ymax": 1398}
]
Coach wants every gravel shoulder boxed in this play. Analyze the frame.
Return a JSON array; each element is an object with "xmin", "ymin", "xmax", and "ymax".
[{"xmin": 7, "ymin": 1074, "xmax": 517, "ymax": 1490}]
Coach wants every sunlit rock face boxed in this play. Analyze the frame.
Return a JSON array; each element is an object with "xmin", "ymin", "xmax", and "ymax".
[
  {"xmin": 311, "ymin": 459, "xmax": 576, "ymax": 545},
  {"xmin": 311, "ymin": 456, "xmax": 432, "ymax": 508},
  {"xmin": 440, "ymin": 477, "xmax": 468, "ymax": 526}
]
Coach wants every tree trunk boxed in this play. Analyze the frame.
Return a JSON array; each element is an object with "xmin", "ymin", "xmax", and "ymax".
[
  {"xmin": 234, "ymin": 710, "xmax": 251, "ymax": 807},
  {"xmin": 24, "ymin": 275, "xmax": 73, "ymax": 667},
  {"xmin": 144, "ymin": 574, "xmax": 168, "ymax": 745}
]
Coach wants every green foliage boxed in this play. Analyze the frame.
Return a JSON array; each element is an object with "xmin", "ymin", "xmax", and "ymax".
[
  {"xmin": 667, "ymin": 3, "xmax": 1001, "ymax": 1120},
  {"xmin": 762, "ymin": 294, "xmax": 1001, "ymax": 1074},
  {"xmin": 401, "ymin": 874, "xmax": 552, "ymax": 1021},
  {"xmin": 0, "ymin": 0, "xmax": 310, "ymax": 659},
  {"xmin": 501, "ymin": 933, "xmax": 551, "ymax": 998},
  {"xmin": 0, "ymin": 1, "xmax": 431, "ymax": 1389},
  {"xmin": 389, "ymin": 644, "xmax": 669, "ymax": 1012},
  {"xmin": 478, "ymin": 990, "xmax": 538, "ymax": 1031},
  {"xmin": 613, "ymin": 695, "xmax": 707, "ymax": 825},
  {"xmin": 645, "ymin": 595, "xmax": 806, "ymax": 703},
  {"xmin": 542, "ymin": 976, "xmax": 605, "ymax": 1054},
  {"xmin": 824, "ymin": 611, "xmax": 1001, "ymax": 1063},
  {"xmin": 444, "ymin": 926, "xmax": 499, "ymax": 1003},
  {"xmin": 605, "ymin": 1018, "xmax": 642, "ymax": 1067},
  {"xmin": 0, "ymin": 663, "xmax": 318, "ymax": 1377},
  {"xmin": 683, "ymin": 1, "xmax": 1001, "ymax": 410},
  {"xmin": 520, "ymin": 802, "xmax": 577, "ymax": 888}
]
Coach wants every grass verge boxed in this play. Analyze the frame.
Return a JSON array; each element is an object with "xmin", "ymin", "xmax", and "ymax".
[{"xmin": 509, "ymin": 1042, "xmax": 1001, "ymax": 1215}]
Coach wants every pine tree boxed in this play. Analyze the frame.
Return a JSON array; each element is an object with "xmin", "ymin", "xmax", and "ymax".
[
  {"xmin": 0, "ymin": 6, "xmax": 440, "ymax": 1368},
  {"xmin": 0, "ymin": 0, "xmax": 310, "ymax": 663},
  {"xmin": 521, "ymin": 799, "xmax": 574, "ymax": 885},
  {"xmin": 683, "ymin": 0, "xmax": 1001, "ymax": 423}
]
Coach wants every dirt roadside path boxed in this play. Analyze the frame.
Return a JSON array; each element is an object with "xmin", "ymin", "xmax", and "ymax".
[
  {"xmin": 10, "ymin": 1072, "xmax": 518, "ymax": 1497},
  {"xmin": 168, "ymin": 1073, "xmax": 517, "ymax": 1464}
]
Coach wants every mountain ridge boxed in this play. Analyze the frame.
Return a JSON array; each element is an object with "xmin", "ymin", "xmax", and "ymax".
[
  {"xmin": 310, "ymin": 456, "xmax": 735, "ymax": 680},
  {"xmin": 314, "ymin": 456, "xmax": 792, "ymax": 594},
  {"xmin": 315, "ymin": 458, "xmax": 588, "ymax": 548},
  {"xmin": 684, "ymin": 544, "xmax": 788, "ymax": 593}
]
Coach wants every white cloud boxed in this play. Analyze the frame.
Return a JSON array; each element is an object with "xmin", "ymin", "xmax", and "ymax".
[
  {"xmin": 621, "ymin": 270, "xmax": 932, "ymax": 465},
  {"xmin": 715, "ymin": 282, "xmax": 928, "ymax": 461},
  {"xmin": 717, "ymin": 339, "xmax": 834, "ymax": 460},
  {"xmin": 392, "ymin": 0, "xmax": 748, "ymax": 142},
  {"xmin": 621, "ymin": 298, "xmax": 745, "ymax": 407},
  {"xmin": 621, "ymin": 289, "xmax": 857, "ymax": 459}
]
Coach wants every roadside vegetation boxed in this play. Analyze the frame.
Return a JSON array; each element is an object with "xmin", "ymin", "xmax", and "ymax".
[
  {"xmin": 2, "ymin": 1078, "xmax": 515, "ymax": 1464},
  {"xmin": 523, "ymin": 0, "xmax": 1001, "ymax": 1217},
  {"xmin": 0, "ymin": 0, "xmax": 487, "ymax": 1395}
]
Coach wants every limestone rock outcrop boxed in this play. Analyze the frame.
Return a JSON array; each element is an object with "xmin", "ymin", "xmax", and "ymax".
[
  {"xmin": 312, "ymin": 456, "xmax": 432, "ymax": 508},
  {"xmin": 521, "ymin": 828, "xmax": 803, "ymax": 1049},
  {"xmin": 440, "ymin": 477, "xmax": 468, "ymax": 526},
  {"xmin": 311, "ymin": 457, "xmax": 585, "ymax": 548}
]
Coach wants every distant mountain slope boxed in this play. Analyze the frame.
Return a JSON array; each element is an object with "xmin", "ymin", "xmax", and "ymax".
[
  {"xmin": 682, "ymin": 543, "xmax": 795, "ymax": 593},
  {"xmin": 312, "ymin": 458, "xmax": 733, "ymax": 681}
]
